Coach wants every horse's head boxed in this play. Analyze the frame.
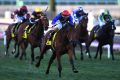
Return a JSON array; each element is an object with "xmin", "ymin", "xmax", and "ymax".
[
  {"xmin": 104, "ymin": 20, "xmax": 116, "ymax": 31},
  {"xmin": 39, "ymin": 13, "xmax": 49, "ymax": 30},
  {"xmin": 79, "ymin": 13, "xmax": 88, "ymax": 28}
]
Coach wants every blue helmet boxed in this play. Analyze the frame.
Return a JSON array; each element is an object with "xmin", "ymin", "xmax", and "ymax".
[{"xmin": 78, "ymin": 7, "xmax": 83, "ymax": 12}]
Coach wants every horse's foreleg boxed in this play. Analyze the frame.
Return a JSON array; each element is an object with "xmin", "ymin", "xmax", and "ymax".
[
  {"xmin": 68, "ymin": 49, "xmax": 78, "ymax": 74},
  {"xmin": 79, "ymin": 43, "xmax": 83, "ymax": 60},
  {"xmin": 35, "ymin": 45, "xmax": 48, "ymax": 67},
  {"xmin": 73, "ymin": 45, "xmax": 77, "ymax": 60},
  {"xmin": 110, "ymin": 44, "xmax": 114, "ymax": 60},
  {"xmin": 5, "ymin": 37, "xmax": 11, "ymax": 56},
  {"xmin": 85, "ymin": 42, "xmax": 92, "ymax": 59},
  {"xmin": 99, "ymin": 46, "xmax": 103, "ymax": 60},
  {"xmin": 56, "ymin": 52, "xmax": 62, "ymax": 77},
  {"xmin": 46, "ymin": 52, "xmax": 56, "ymax": 75},
  {"xmin": 12, "ymin": 41, "xmax": 17, "ymax": 54},
  {"xmin": 31, "ymin": 46, "xmax": 35, "ymax": 64},
  {"xmin": 94, "ymin": 44, "xmax": 100, "ymax": 59}
]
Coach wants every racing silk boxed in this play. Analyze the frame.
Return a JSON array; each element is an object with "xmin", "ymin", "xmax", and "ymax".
[
  {"xmin": 14, "ymin": 10, "xmax": 28, "ymax": 23},
  {"xmin": 73, "ymin": 9, "xmax": 86, "ymax": 19},
  {"xmin": 51, "ymin": 13, "xmax": 74, "ymax": 26}
]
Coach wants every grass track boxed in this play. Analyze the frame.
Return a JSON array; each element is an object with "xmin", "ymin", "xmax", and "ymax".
[{"xmin": 0, "ymin": 40, "xmax": 120, "ymax": 80}]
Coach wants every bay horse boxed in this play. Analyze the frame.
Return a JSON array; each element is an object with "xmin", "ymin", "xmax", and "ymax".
[
  {"xmin": 88, "ymin": 19, "xmax": 116, "ymax": 60},
  {"xmin": 36, "ymin": 22, "xmax": 78, "ymax": 77},
  {"xmin": 73, "ymin": 14, "xmax": 91, "ymax": 60},
  {"xmin": 16, "ymin": 13, "xmax": 49, "ymax": 63},
  {"xmin": 5, "ymin": 22, "xmax": 25, "ymax": 56}
]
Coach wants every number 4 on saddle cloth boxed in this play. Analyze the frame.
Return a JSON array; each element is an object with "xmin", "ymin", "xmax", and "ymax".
[
  {"xmin": 11, "ymin": 22, "xmax": 22, "ymax": 38},
  {"xmin": 46, "ymin": 30, "xmax": 59, "ymax": 46},
  {"xmin": 22, "ymin": 23, "xmax": 36, "ymax": 39}
]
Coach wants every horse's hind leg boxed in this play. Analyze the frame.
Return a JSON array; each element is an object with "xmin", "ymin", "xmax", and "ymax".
[
  {"xmin": 46, "ymin": 52, "xmax": 56, "ymax": 75},
  {"xmin": 19, "ymin": 42, "xmax": 27, "ymax": 60},
  {"xmin": 68, "ymin": 48, "xmax": 78, "ymax": 74}
]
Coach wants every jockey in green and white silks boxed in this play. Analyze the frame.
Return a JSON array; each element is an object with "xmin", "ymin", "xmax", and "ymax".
[
  {"xmin": 98, "ymin": 9, "xmax": 112, "ymax": 27},
  {"xmin": 71, "ymin": 7, "xmax": 87, "ymax": 25}
]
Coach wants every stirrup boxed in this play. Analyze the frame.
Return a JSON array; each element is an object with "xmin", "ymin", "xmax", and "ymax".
[
  {"xmin": 11, "ymin": 33, "xmax": 15, "ymax": 38},
  {"xmin": 46, "ymin": 40, "xmax": 51, "ymax": 45},
  {"xmin": 94, "ymin": 33, "xmax": 97, "ymax": 38},
  {"xmin": 23, "ymin": 32, "xmax": 27, "ymax": 39}
]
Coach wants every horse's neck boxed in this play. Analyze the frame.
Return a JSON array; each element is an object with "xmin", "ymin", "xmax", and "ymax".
[
  {"xmin": 77, "ymin": 24, "xmax": 88, "ymax": 34},
  {"xmin": 31, "ymin": 22, "xmax": 44, "ymax": 38}
]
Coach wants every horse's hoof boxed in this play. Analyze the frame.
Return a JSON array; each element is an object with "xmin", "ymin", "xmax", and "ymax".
[
  {"xmin": 45, "ymin": 70, "xmax": 49, "ymax": 75},
  {"xmin": 81, "ymin": 57, "xmax": 84, "ymax": 60},
  {"xmin": 94, "ymin": 56, "xmax": 97, "ymax": 59},
  {"xmin": 73, "ymin": 69, "xmax": 78, "ymax": 73},
  {"xmin": 35, "ymin": 56, "xmax": 40, "ymax": 59},
  {"xmin": 35, "ymin": 63, "xmax": 40, "ymax": 68}
]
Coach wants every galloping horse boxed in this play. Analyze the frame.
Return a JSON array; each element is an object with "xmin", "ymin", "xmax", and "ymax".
[
  {"xmin": 73, "ymin": 14, "xmax": 91, "ymax": 60},
  {"xmin": 36, "ymin": 22, "xmax": 78, "ymax": 77},
  {"xmin": 5, "ymin": 21, "xmax": 26, "ymax": 56},
  {"xmin": 16, "ymin": 13, "xmax": 49, "ymax": 63},
  {"xmin": 88, "ymin": 19, "xmax": 116, "ymax": 60}
]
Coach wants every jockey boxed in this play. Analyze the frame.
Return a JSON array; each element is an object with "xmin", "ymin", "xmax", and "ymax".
[
  {"xmin": 72, "ymin": 7, "xmax": 86, "ymax": 25},
  {"xmin": 11, "ymin": 5, "xmax": 29, "ymax": 37},
  {"xmin": 51, "ymin": 10, "xmax": 74, "ymax": 32},
  {"xmin": 24, "ymin": 7, "xmax": 43, "ymax": 35},
  {"xmin": 98, "ymin": 9, "xmax": 112, "ymax": 28},
  {"xmin": 30, "ymin": 7, "xmax": 43, "ymax": 23},
  {"xmin": 13, "ymin": 5, "xmax": 29, "ymax": 23}
]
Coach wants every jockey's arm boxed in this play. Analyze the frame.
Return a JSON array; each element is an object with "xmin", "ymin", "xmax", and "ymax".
[
  {"xmin": 51, "ymin": 14, "xmax": 60, "ymax": 25},
  {"xmin": 69, "ymin": 16, "xmax": 74, "ymax": 26}
]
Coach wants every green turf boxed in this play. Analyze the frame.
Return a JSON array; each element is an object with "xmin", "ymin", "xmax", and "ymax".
[{"xmin": 0, "ymin": 40, "xmax": 120, "ymax": 80}]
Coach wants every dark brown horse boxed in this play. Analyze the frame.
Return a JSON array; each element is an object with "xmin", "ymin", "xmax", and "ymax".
[
  {"xmin": 73, "ymin": 14, "xmax": 91, "ymax": 60},
  {"xmin": 36, "ymin": 22, "xmax": 78, "ymax": 77},
  {"xmin": 88, "ymin": 20, "xmax": 116, "ymax": 60},
  {"xmin": 16, "ymin": 13, "xmax": 49, "ymax": 63}
]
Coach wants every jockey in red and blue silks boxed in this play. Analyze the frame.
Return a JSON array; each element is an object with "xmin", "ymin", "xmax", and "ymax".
[
  {"xmin": 13, "ymin": 5, "xmax": 29, "ymax": 23},
  {"xmin": 71, "ymin": 7, "xmax": 86, "ymax": 25},
  {"xmin": 50, "ymin": 10, "xmax": 74, "ymax": 31}
]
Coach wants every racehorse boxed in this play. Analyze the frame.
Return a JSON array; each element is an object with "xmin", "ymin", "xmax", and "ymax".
[
  {"xmin": 73, "ymin": 14, "xmax": 91, "ymax": 60},
  {"xmin": 35, "ymin": 22, "xmax": 78, "ymax": 77},
  {"xmin": 5, "ymin": 22, "xmax": 24, "ymax": 56},
  {"xmin": 16, "ymin": 13, "xmax": 49, "ymax": 63},
  {"xmin": 88, "ymin": 19, "xmax": 116, "ymax": 60}
]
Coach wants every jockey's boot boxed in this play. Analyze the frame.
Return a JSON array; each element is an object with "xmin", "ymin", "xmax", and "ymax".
[{"xmin": 46, "ymin": 30, "xmax": 55, "ymax": 45}]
